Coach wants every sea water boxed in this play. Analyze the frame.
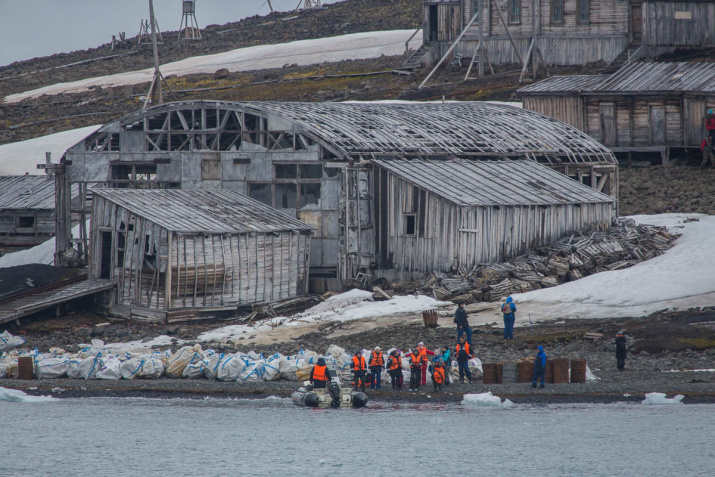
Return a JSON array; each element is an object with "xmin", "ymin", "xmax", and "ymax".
[{"xmin": 1, "ymin": 396, "xmax": 713, "ymax": 476}]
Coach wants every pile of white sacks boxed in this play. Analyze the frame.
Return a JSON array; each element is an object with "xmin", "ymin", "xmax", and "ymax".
[{"xmin": 0, "ymin": 332, "xmax": 483, "ymax": 384}]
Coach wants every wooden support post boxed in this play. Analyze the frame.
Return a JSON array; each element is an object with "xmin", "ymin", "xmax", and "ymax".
[
  {"xmin": 464, "ymin": 42, "xmax": 481, "ymax": 81},
  {"xmin": 492, "ymin": 0, "xmax": 524, "ymax": 66},
  {"xmin": 519, "ymin": 38, "xmax": 536, "ymax": 84},
  {"xmin": 419, "ymin": 11, "xmax": 481, "ymax": 89},
  {"xmin": 477, "ymin": 0, "xmax": 484, "ymax": 77},
  {"xmin": 535, "ymin": 46, "xmax": 550, "ymax": 77}
]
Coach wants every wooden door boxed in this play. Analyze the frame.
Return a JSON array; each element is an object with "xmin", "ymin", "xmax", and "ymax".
[
  {"xmin": 599, "ymin": 103, "xmax": 617, "ymax": 146},
  {"xmin": 684, "ymin": 98, "xmax": 706, "ymax": 147},
  {"xmin": 649, "ymin": 105, "xmax": 666, "ymax": 145}
]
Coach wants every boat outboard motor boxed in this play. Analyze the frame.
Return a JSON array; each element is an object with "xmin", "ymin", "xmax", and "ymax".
[
  {"xmin": 352, "ymin": 392, "xmax": 368, "ymax": 409},
  {"xmin": 328, "ymin": 370, "xmax": 341, "ymax": 408},
  {"xmin": 303, "ymin": 392, "xmax": 320, "ymax": 407}
]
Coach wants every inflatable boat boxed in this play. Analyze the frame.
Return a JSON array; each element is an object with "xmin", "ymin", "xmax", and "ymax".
[{"xmin": 291, "ymin": 373, "xmax": 368, "ymax": 409}]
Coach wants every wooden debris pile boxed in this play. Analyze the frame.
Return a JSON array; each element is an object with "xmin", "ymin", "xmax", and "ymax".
[{"xmin": 423, "ymin": 218, "xmax": 679, "ymax": 302}]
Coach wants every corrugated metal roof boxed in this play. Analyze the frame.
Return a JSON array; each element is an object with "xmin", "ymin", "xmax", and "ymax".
[
  {"xmin": 102, "ymin": 101, "xmax": 616, "ymax": 165},
  {"xmin": 518, "ymin": 75, "xmax": 607, "ymax": 94},
  {"xmin": 374, "ymin": 159, "xmax": 615, "ymax": 207},
  {"xmin": 92, "ymin": 189, "xmax": 313, "ymax": 234},
  {"xmin": 594, "ymin": 62, "xmax": 715, "ymax": 93},
  {"xmin": 0, "ymin": 175, "xmax": 56, "ymax": 209}
]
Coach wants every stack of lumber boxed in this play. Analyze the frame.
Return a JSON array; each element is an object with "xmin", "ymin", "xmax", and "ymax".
[{"xmin": 422, "ymin": 218, "xmax": 679, "ymax": 302}]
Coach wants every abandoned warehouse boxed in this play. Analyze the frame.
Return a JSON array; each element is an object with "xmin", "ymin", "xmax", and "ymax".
[{"xmin": 54, "ymin": 101, "xmax": 618, "ymax": 290}]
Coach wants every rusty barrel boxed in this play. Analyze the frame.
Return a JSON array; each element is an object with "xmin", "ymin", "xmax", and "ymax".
[
  {"xmin": 18, "ymin": 357, "xmax": 34, "ymax": 380},
  {"xmin": 570, "ymin": 359, "xmax": 587, "ymax": 383},
  {"xmin": 517, "ymin": 361, "xmax": 534, "ymax": 383},
  {"xmin": 502, "ymin": 362, "xmax": 517, "ymax": 383},
  {"xmin": 482, "ymin": 363, "xmax": 498, "ymax": 384},
  {"xmin": 551, "ymin": 358, "xmax": 570, "ymax": 384}
]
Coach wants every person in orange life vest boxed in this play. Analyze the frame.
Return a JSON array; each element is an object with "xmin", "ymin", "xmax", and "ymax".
[
  {"xmin": 368, "ymin": 346, "xmax": 384, "ymax": 391},
  {"xmin": 432, "ymin": 358, "xmax": 446, "ymax": 392},
  {"xmin": 310, "ymin": 357, "xmax": 330, "ymax": 389},
  {"xmin": 352, "ymin": 349, "xmax": 367, "ymax": 392},
  {"xmin": 415, "ymin": 341, "xmax": 435, "ymax": 385},
  {"xmin": 455, "ymin": 335, "xmax": 473, "ymax": 384},
  {"xmin": 387, "ymin": 350, "xmax": 403, "ymax": 390},
  {"xmin": 406, "ymin": 348, "xmax": 422, "ymax": 392}
]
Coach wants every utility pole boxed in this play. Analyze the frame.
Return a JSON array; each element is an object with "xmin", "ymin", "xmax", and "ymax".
[{"xmin": 146, "ymin": 0, "xmax": 163, "ymax": 107}]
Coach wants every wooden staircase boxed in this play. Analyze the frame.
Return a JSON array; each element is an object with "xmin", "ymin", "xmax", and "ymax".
[
  {"xmin": 394, "ymin": 42, "xmax": 435, "ymax": 74},
  {"xmin": 603, "ymin": 43, "xmax": 642, "ymax": 73}
]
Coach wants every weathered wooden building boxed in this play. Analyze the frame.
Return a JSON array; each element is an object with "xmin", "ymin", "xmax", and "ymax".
[
  {"xmin": 374, "ymin": 159, "xmax": 615, "ymax": 273},
  {"xmin": 518, "ymin": 61, "xmax": 715, "ymax": 159},
  {"xmin": 417, "ymin": 0, "xmax": 715, "ymax": 69},
  {"xmin": 0, "ymin": 175, "xmax": 59, "ymax": 254},
  {"xmin": 56, "ymin": 101, "xmax": 617, "ymax": 285},
  {"xmin": 89, "ymin": 189, "xmax": 312, "ymax": 321}
]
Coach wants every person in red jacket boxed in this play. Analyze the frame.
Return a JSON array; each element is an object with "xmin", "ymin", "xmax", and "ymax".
[{"xmin": 415, "ymin": 342, "xmax": 435, "ymax": 385}]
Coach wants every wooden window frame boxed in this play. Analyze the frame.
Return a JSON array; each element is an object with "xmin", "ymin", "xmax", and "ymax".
[
  {"xmin": 577, "ymin": 0, "xmax": 590, "ymax": 24},
  {"xmin": 551, "ymin": 0, "xmax": 564, "ymax": 25},
  {"xmin": 404, "ymin": 214, "xmax": 417, "ymax": 236},
  {"xmin": 509, "ymin": 0, "xmax": 522, "ymax": 25}
]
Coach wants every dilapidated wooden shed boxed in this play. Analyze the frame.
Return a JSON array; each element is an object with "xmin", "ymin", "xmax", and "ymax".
[
  {"xmin": 0, "ymin": 175, "xmax": 58, "ymax": 254},
  {"xmin": 89, "ymin": 189, "xmax": 312, "ymax": 321},
  {"xmin": 374, "ymin": 159, "xmax": 615, "ymax": 273},
  {"xmin": 519, "ymin": 61, "xmax": 715, "ymax": 161}
]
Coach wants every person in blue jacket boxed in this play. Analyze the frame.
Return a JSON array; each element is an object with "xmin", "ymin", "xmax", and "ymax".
[
  {"xmin": 531, "ymin": 345, "xmax": 546, "ymax": 388},
  {"xmin": 440, "ymin": 346, "xmax": 451, "ymax": 385},
  {"xmin": 501, "ymin": 296, "xmax": 516, "ymax": 340}
]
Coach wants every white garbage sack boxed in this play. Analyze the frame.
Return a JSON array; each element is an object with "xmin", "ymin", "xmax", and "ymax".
[
  {"xmin": 261, "ymin": 357, "xmax": 282, "ymax": 381},
  {"xmin": 164, "ymin": 345, "xmax": 203, "ymax": 378},
  {"xmin": 183, "ymin": 359, "xmax": 208, "ymax": 379},
  {"xmin": 216, "ymin": 355, "xmax": 244, "ymax": 382},
  {"xmin": 78, "ymin": 340, "xmax": 109, "ymax": 359},
  {"xmin": 279, "ymin": 357, "xmax": 312, "ymax": 381},
  {"xmin": 0, "ymin": 331, "xmax": 26, "ymax": 351},
  {"xmin": 203, "ymin": 353, "xmax": 227, "ymax": 380},
  {"xmin": 120, "ymin": 358, "xmax": 164, "ymax": 379},
  {"xmin": 66, "ymin": 358, "xmax": 83, "ymax": 379},
  {"xmin": 79, "ymin": 356, "xmax": 105, "ymax": 379},
  {"xmin": 35, "ymin": 357, "xmax": 70, "ymax": 379},
  {"xmin": 238, "ymin": 360, "xmax": 262, "ymax": 382},
  {"xmin": 468, "ymin": 358, "xmax": 483, "ymax": 379},
  {"xmin": 98, "ymin": 357, "xmax": 122, "ymax": 380}
]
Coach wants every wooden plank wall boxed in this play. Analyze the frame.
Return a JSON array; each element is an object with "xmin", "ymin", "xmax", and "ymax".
[
  {"xmin": 585, "ymin": 95, "xmax": 715, "ymax": 148},
  {"xmin": 385, "ymin": 173, "xmax": 613, "ymax": 274},
  {"xmin": 90, "ymin": 196, "xmax": 311, "ymax": 313},
  {"xmin": 523, "ymin": 96, "xmax": 586, "ymax": 129},
  {"xmin": 643, "ymin": 2, "xmax": 715, "ymax": 48},
  {"xmin": 170, "ymin": 231, "xmax": 309, "ymax": 308}
]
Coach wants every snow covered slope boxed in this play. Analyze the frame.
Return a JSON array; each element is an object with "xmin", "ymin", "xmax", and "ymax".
[
  {"xmin": 512, "ymin": 214, "xmax": 715, "ymax": 321},
  {"xmin": 6, "ymin": 30, "xmax": 422, "ymax": 103},
  {"xmin": 0, "ymin": 125, "xmax": 100, "ymax": 175}
]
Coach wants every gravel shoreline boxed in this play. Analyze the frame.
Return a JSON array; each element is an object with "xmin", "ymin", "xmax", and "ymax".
[{"xmin": 4, "ymin": 369, "xmax": 714, "ymax": 404}]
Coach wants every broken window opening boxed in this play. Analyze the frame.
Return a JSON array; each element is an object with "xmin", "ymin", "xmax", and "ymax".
[
  {"xmin": 404, "ymin": 215, "xmax": 416, "ymax": 236},
  {"xmin": 248, "ymin": 183, "xmax": 272, "ymax": 206},
  {"xmin": 110, "ymin": 163, "xmax": 158, "ymax": 189},
  {"xmin": 299, "ymin": 164, "xmax": 323, "ymax": 179},
  {"xmin": 17, "ymin": 216, "xmax": 35, "ymax": 228},
  {"xmin": 300, "ymin": 183, "xmax": 321, "ymax": 208},
  {"xmin": 275, "ymin": 164, "xmax": 297, "ymax": 179},
  {"xmin": 274, "ymin": 183, "xmax": 297, "ymax": 209}
]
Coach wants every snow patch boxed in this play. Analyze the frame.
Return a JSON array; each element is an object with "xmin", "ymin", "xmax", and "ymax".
[
  {"xmin": 0, "ymin": 125, "xmax": 100, "ymax": 175},
  {"xmin": 0, "ymin": 387, "xmax": 58, "ymax": 403},
  {"xmin": 0, "ymin": 222, "xmax": 89, "ymax": 268},
  {"xmin": 512, "ymin": 214, "xmax": 715, "ymax": 321},
  {"xmin": 462, "ymin": 392, "xmax": 513, "ymax": 407},
  {"xmin": 641, "ymin": 392, "xmax": 685, "ymax": 405},
  {"xmin": 6, "ymin": 30, "xmax": 422, "ymax": 103}
]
